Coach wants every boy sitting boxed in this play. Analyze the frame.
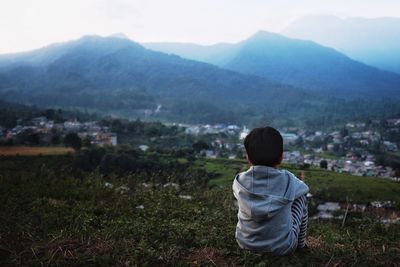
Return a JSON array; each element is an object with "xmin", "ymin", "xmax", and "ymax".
[{"xmin": 233, "ymin": 126, "xmax": 309, "ymax": 255}]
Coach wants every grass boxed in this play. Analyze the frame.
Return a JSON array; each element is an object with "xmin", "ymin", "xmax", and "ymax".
[
  {"xmin": 314, "ymin": 152, "xmax": 341, "ymax": 160},
  {"xmin": 0, "ymin": 155, "xmax": 399, "ymax": 266},
  {"xmin": 198, "ymin": 158, "xmax": 247, "ymax": 187},
  {"xmin": 295, "ymin": 148, "xmax": 341, "ymax": 160},
  {"xmin": 390, "ymin": 151, "xmax": 400, "ymax": 157},
  {"xmin": 300, "ymin": 167, "xmax": 400, "ymax": 204},
  {"xmin": 0, "ymin": 146, "xmax": 74, "ymax": 156},
  {"xmin": 1, "ymin": 182, "xmax": 399, "ymax": 266}
]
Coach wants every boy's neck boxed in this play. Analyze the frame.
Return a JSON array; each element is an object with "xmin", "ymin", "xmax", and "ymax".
[{"xmin": 251, "ymin": 164, "xmax": 280, "ymax": 169}]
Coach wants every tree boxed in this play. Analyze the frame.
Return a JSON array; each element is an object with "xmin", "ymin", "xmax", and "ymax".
[
  {"xmin": 192, "ymin": 140, "xmax": 209, "ymax": 153},
  {"xmin": 111, "ymin": 119, "xmax": 124, "ymax": 132},
  {"xmin": 294, "ymin": 136, "xmax": 304, "ymax": 148},
  {"xmin": 340, "ymin": 127, "xmax": 349, "ymax": 137},
  {"xmin": 51, "ymin": 134, "xmax": 61, "ymax": 145},
  {"xmin": 300, "ymin": 163, "xmax": 310, "ymax": 170},
  {"xmin": 99, "ymin": 153, "xmax": 114, "ymax": 175},
  {"xmin": 64, "ymin": 133, "xmax": 82, "ymax": 151},
  {"xmin": 320, "ymin": 160, "xmax": 328, "ymax": 169},
  {"xmin": 26, "ymin": 133, "xmax": 40, "ymax": 145},
  {"xmin": 114, "ymin": 153, "xmax": 136, "ymax": 173},
  {"xmin": 82, "ymin": 137, "xmax": 92, "ymax": 148}
]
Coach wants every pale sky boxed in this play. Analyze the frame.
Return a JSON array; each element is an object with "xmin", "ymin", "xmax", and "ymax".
[{"xmin": 1, "ymin": 0, "xmax": 400, "ymax": 54}]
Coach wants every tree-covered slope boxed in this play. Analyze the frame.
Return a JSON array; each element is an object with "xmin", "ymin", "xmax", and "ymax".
[
  {"xmin": 1, "ymin": 34, "xmax": 400, "ymax": 125},
  {"xmin": 0, "ymin": 35, "xmax": 328, "ymax": 124}
]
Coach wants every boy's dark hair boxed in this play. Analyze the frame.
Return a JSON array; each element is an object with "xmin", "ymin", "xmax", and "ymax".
[{"xmin": 244, "ymin": 126, "xmax": 283, "ymax": 167}]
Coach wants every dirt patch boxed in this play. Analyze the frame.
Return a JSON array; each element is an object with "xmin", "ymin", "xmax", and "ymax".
[
  {"xmin": 185, "ymin": 247, "xmax": 238, "ymax": 266},
  {"xmin": 308, "ymin": 236, "xmax": 328, "ymax": 251},
  {"xmin": 0, "ymin": 146, "xmax": 74, "ymax": 156}
]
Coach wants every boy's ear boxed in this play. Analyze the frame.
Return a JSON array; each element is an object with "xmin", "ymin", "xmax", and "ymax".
[
  {"xmin": 278, "ymin": 152, "xmax": 283, "ymax": 165},
  {"xmin": 246, "ymin": 153, "xmax": 253, "ymax": 165}
]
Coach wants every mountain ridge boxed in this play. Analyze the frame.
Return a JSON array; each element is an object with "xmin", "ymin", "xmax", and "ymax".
[
  {"xmin": 145, "ymin": 30, "xmax": 400, "ymax": 98},
  {"xmin": 0, "ymin": 34, "xmax": 324, "ymax": 125}
]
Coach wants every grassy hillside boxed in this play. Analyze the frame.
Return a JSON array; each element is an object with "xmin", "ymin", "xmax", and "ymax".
[{"xmin": 0, "ymin": 155, "xmax": 399, "ymax": 266}]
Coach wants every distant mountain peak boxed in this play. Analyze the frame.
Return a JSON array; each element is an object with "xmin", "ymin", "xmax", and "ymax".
[
  {"xmin": 75, "ymin": 34, "xmax": 144, "ymax": 50},
  {"xmin": 241, "ymin": 31, "xmax": 293, "ymax": 47},
  {"xmin": 109, "ymin": 33, "xmax": 130, "ymax": 40},
  {"xmin": 248, "ymin": 30, "xmax": 282, "ymax": 40}
]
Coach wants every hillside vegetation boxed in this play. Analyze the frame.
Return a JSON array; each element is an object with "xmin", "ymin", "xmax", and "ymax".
[
  {"xmin": 0, "ymin": 36, "xmax": 312, "ymax": 125},
  {"xmin": 1, "ymin": 35, "xmax": 400, "ymax": 126},
  {"xmin": 1, "ymin": 154, "xmax": 399, "ymax": 266}
]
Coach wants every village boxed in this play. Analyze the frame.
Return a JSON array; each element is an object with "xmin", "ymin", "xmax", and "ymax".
[
  {"xmin": 279, "ymin": 119, "xmax": 400, "ymax": 181},
  {"xmin": 182, "ymin": 118, "xmax": 400, "ymax": 181},
  {"xmin": 1, "ymin": 114, "xmax": 399, "ymax": 181},
  {"xmin": 0, "ymin": 116, "xmax": 117, "ymax": 147},
  {"xmin": 1, "ymin": 115, "xmax": 400, "ymax": 225}
]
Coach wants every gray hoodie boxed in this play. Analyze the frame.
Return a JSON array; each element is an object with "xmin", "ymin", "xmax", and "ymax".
[{"xmin": 232, "ymin": 166, "xmax": 309, "ymax": 255}]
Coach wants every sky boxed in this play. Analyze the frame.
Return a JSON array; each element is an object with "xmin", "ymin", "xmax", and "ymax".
[{"xmin": 1, "ymin": 0, "xmax": 400, "ymax": 54}]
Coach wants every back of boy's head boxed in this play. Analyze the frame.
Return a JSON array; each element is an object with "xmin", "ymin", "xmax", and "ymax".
[{"xmin": 244, "ymin": 126, "xmax": 283, "ymax": 167}]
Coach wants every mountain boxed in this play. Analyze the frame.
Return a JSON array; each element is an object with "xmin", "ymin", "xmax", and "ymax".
[
  {"xmin": 0, "ymin": 35, "xmax": 321, "ymax": 125},
  {"xmin": 1, "ymin": 34, "xmax": 399, "ymax": 126},
  {"xmin": 145, "ymin": 42, "xmax": 236, "ymax": 66},
  {"xmin": 282, "ymin": 15, "xmax": 400, "ymax": 74},
  {"xmin": 221, "ymin": 31, "xmax": 400, "ymax": 97},
  {"xmin": 145, "ymin": 31, "xmax": 400, "ymax": 98},
  {"xmin": 0, "ymin": 34, "xmax": 133, "ymax": 71}
]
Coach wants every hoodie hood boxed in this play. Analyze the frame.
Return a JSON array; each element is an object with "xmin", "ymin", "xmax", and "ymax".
[
  {"xmin": 233, "ymin": 166, "xmax": 309, "ymax": 219},
  {"xmin": 232, "ymin": 166, "xmax": 309, "ymax": 254}
]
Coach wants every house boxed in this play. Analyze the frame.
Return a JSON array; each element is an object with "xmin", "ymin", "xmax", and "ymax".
[
  {"xmin": 281, "ymin": 132, "xmax": 299, "ymax": 145},
  {"xmin": 383, "ymin": 141, "xmax": 398, "ymax": 152},
  {"xmin": 139, "ymin": 145, "xmax": 149, "ymax": 152},
  {"xmin": 370, "ymin": 201, "xmax": 396, "ymax": 209},
  {"xmin": 239, "ymin": 126, "xmax": 249, "ymax": 140},
  {"xmin": 317, "ymin": 202, "xmax": 341, "ymax": 212},
  {"xmin": 203, "ymin": 149, "xmax": 217, "ymax": 158},
  {"xmin": 315, "ymin": 202, "xmax": 341, "ymax": 219},
  {"xmin": 93, "ymin": 132, "xmax": 118, "ymax": 146},
  {"xmin": 185, "ymin": 126, "xmax": 200, "ymax": 135},
  {"xmin": 327, "ymin": 144, "xmax": 335, "ymax": 151},
  {"xmin": 227, "ymin": 125, "xmax": 240, "ymax": 131},
  {"xmin": 32, "ymin": 116, "xmax": 48, "ymax": 127},
  {"xmin": 64, "ymin": 120, "xmax": 82, "ymax": 131},
  {"xmin": 352, "ymin": 132, "xmax": 362, "ymax": 139}
]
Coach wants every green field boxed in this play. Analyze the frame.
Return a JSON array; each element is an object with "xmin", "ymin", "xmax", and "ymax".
[
  {"xmin": 1, "ymin": 155, "xmax": 399, "ymax": 266},
  {"xmin": 391, "ymin": 151, "xmax": 400, "ymax": 157},
  {"xmin": 200, "ymin": 158, "xmax": 400, "ymax": 205}
]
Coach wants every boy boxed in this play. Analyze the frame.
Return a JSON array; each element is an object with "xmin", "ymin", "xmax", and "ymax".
[{"xmin": 233, "ymin": 126, "xmax": 309, "ymax": 255}]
